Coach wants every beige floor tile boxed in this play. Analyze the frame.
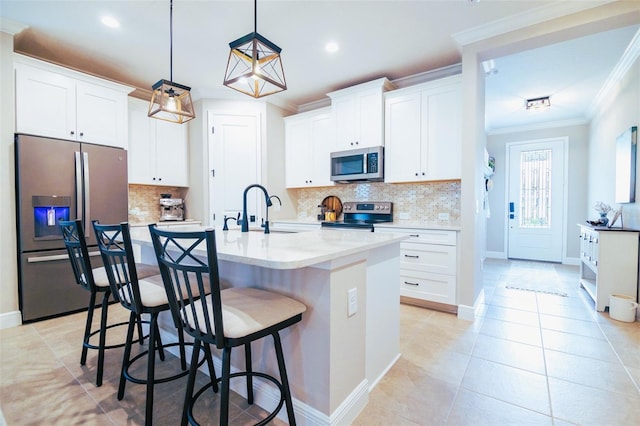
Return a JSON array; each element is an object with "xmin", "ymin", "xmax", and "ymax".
[
  {"xmin": 541, "ymin": 328, "xmax": 619, "ymax": 363},
  {"xmin": 479, "ymin": 317, "xmax": 542, "ymax": 347},
  {"xmin": 548, "ymin": 377, "xmax": 640, "ymax": 425},
  {"xmin": 472, "ymin": 334, "xmax": 546, "ymax": 374},
  {"xmin": 489, "ymin": 294, "xmax": 539, "ymax": 312},
  {"xmin": 544, "ymin": 349, "xmax": 638, "ymax": 395},
  {"xmin": 483, "ymin": 304, "xmax": 540, "ymax": 327},
  {"xmin": 539, "ymin": 314, "xmax": 604, "ymax": 339},
  {"xmin": 447, "ymin": 388, "xmax": 553, "ymax": 426},
  {"xmin": 461, "ymin": 357, "xmax": 550, "ymax": 415},
  {"xmin": 357, "ymin": 359, "xmax": 458, "ymax": 426}
]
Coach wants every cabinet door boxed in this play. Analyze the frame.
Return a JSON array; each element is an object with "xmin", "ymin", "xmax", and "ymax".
[
  {"xmin": 424, "ymin": 84, "xmax": 461, "ymax": 180},
  {"xmin": 15, "ymin": 64, "xmax": 76, "ymax": 140},
  {"xmin": 384, "ymin": 92, "xmax": 422, "ymax": 183},
  {"xmin": 332, "ymin": 95, "xmax": 358, "ymax": 149},
  {"xmin": 155, "ymin": 119, "xmax": 188, "ymax": 186},
  {"xmin": 76, "ymin": 81, "xmax": 127, "ymax": 148},
  {"xmin": 310, "ymin": 113, "xmax": 335, "ymax": 187},
  {"xmin": 127, "ymin": 100, "xmax": 155, "ymax": 185},
  {"xmin": 285, "ymin": 118, "xmax": 314, "ymax": 187},
  {"xmin": 356, "ymin": 88, "xmax": 385, "ymax": 148}
]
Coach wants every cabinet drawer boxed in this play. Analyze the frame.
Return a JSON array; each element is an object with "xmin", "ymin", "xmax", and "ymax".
[
  {"xmin": 401, "ymin": 242, "xmax": 456, "ymax": 275},
  {"xmin": 403, "ymin": 230, "xmax": 456, "ymax": 245},
  {"xmin": 400, "ymin": 271, "xmax": 455, "ymax": 305}
]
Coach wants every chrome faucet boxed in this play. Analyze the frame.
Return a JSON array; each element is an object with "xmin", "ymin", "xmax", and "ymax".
[{"xmin": 241, "ymin": 184, "xmax": 272, "ymax": 233}]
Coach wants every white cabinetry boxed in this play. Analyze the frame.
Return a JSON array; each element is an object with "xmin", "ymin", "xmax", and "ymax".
[
  {"xmin": 284, "ymin": 107, "xmax": 335, "ymax": 188},
  {"xmin": 128, "ymin": 98, "xmax": 188, "ymax": 187},
  {"xmin": 377, "ymin": 227, "xmax": 457, "ymax": 308},
  {"xmin": 384, "ymin": 75, "xmax": 461, "ymax": 182},
  {"xmin": 578, "ymin": 225, "xmax": 639, "ymax": 311},
  {"xmin": 15, "ymin": 55, "xmax": 131, "ymax": 148},
  {"xmin": 327, "ymin": 78, "xmax": 394, "ymax": 150}
]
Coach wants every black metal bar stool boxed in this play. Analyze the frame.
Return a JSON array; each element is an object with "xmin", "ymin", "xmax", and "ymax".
[
  {"xmin": 93, "ymin": 221, "xmax": 215, "ymax": 426},
  {"xmin": 148, "ymin": 224, "xmax": 307, "ymax": 426},
  {"xmin": 60, "ymin": 219, "xmax": 156, "ymax": 387}
]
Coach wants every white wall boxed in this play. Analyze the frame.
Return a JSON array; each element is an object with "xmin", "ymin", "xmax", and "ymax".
[
  {"xmin": 588, "ymin": 56, "xmax": 640, "ymax": 228},
  {"xmin": 486, "ymin": 124, "xmax": 589, "ymax": 261},
  {"xmin": 0, "ymin": 31, "xmax": 19, "ymax": 328}
]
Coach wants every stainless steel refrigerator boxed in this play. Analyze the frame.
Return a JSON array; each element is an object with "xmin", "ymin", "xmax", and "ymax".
[{"xmin": 15, "ymin": 134, "xmax": 128, "ymax": 322}]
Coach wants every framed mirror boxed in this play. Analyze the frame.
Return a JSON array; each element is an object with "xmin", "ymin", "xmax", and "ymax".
[{"xmin": 615, "ymin": 126, "xmax": 637, "ymax": 203}]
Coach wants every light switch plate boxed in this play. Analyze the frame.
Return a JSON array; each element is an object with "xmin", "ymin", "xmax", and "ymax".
[{"xmin": 348, "ymin": 288, "xmax": 357, "ymax": 317}]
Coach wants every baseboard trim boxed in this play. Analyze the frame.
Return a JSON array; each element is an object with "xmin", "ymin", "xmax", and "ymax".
[
  {"xmin": 0, "ymin": 310, "xmax": 22, "ymax": 329},
  {"xmin": 485, "ymin": 251, "xmax": 507, "ymax": 259},
  {"xmin": 457, "ymin": 288, "xmax": 486, "ymax": 322}
]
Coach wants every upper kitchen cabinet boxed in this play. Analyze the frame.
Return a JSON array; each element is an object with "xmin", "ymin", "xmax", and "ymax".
[
  {"xmin": 384, "ymin": 75, "xmax": 461, "ymax": 183},
  {"xmin": 285, "ymin": 107, "xmax": 335, "ymax": 188},
  {"xmin": 128, "ymin": 98, "xmax": 188, "ymax": 187},
  {"xmin": 327, "ymin": 78, "xmax": 394, "ymax": 150},
  {"xmin": 14, "ymin": 55, "xmax": 132, "ymax": 149}
]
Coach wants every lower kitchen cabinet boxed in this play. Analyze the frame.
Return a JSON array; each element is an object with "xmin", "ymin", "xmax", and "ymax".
[{"xmin": 376, "ymin": 227, "xmax": 458, "ymax": 309}]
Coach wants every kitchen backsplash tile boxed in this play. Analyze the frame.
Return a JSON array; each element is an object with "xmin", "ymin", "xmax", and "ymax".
[
  {"xmin": 128, "ymin": 185, "xmax": 187, "ymax": 225},
  {"xmin": 291, "ymin": 180, "xmax": 460, "ymax": 225}
]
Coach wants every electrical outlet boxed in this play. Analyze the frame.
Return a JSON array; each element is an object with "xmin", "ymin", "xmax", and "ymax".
[
  {"xmin": 438, "ymin": 212, "xmax": 450, "ymax": 221},
  {"xmin": 398, "ymin": 212, "xmax": 410, "ymax": 220},
  {"xmin": 348, "ymin": 288, "xmax": 358, "ymax": 317}
]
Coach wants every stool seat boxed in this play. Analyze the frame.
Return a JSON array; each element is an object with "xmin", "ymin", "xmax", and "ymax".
[{"xmin": 187, "ymin": 287, "xmax": 306, "ymax": 338}]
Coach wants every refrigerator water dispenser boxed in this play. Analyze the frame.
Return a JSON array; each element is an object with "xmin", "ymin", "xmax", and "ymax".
[{"xmin": 33, "ymin": 195, "xmax": 70, "ymax": 239}]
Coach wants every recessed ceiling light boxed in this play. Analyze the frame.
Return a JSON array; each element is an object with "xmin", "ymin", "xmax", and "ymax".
[
  {"xmin": 101, "ymin": 16, "xmax": 120, "ymax": 29},
  {"xmin": 325, "ymin": 42, "xmax": 339, "ymax": 53}
]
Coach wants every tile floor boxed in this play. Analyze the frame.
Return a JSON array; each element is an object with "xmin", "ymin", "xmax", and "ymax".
[{"xmin": 1, "ymin": 259, "xmax": 639, "ymax": 425}]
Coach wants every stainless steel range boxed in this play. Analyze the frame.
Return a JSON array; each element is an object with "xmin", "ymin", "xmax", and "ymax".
[{"xmin": 321, "ymin": 201, "xmax": 393, "ymax": 232}]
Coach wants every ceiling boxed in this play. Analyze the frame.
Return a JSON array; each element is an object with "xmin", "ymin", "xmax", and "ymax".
[{"xmin": 0, "ymin": 1, "xmax": 638, "ymax": 132}]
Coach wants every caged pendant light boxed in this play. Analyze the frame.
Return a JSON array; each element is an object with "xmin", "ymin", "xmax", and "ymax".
[
  {"xmin": 148, "ymin": 0, "xmax": 195, "ymax": 124},
  {"xmin": 223, "ymin": 0, "xmax": 287, "ymax": 98}
]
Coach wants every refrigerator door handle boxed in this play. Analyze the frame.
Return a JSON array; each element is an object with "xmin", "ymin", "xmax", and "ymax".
[
  {"xmin": 27, "ymin": 251, "xmax": 101, "ymax": 263},
  {"xmin": 83, "ymin": 151, "xmax": 91, "ymax": 237},
  {"xmin": 75, "ymin": 152, "xmax": 83, "ymax": 222}
]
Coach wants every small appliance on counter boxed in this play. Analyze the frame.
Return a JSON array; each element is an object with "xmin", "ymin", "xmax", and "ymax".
[
  {"xmin": 160, "ymin": 196, "xmax": 184, "ymax": 221},
  {"xmin": 321, "ymin": 201, "xmax": 392, "ymax": 231}
]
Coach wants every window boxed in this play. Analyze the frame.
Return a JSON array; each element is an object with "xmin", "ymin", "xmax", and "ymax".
[{"xmin": 519, "ymin": 149, "xmax": 552, "ymax": 228}]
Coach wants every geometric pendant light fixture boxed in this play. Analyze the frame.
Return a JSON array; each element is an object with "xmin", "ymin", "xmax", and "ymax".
[
  {"xmin": 148, "ymin": 0, "xmax": 195, "ymax": 124},
  {"xmin": 223, "ymin": 0, "xmax": 287, "ymax": 98}
]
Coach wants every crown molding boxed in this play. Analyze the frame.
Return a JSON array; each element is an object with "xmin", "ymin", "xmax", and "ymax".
[
  {"xmin": 452, "ymin": 1, "xmax": 613, "ymax": 47},
  {"xmin": 586, "ymin": 28, "xmax": 640, "ymax": 118},
  {"xmin": 0, "ymin": 17, "xmax": 28, "ymax": 35},
  {"xmin": 487, "ymin": 117, "xmax": 588, "ymax": 136}
]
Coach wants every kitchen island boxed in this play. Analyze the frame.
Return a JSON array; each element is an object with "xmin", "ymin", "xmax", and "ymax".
[{"xmin": 130, "ymin": 226, "xmax": 405, "ymax": 425}]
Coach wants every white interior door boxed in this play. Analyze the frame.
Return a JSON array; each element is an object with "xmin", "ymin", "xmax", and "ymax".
[
  {"xmin": 208, "ymin": 113, "xmax": 259, "ymax": 229},
  {"xmin": 507, "ymin": 139, "xmax": 566, "ymax": 262}
]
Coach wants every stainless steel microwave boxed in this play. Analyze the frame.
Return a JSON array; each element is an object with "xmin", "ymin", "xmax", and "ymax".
[{"xmin": 330, "ymin": 146, "xmax": 384, "ymax": 182}]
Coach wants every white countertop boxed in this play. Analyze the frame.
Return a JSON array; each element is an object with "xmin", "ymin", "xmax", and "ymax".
[
  {"xmin": 130, "ymin": 226, "xmax": 407, "ymax": 270},
  {"xmin": 271, "ymin": 219, "xmax": 460, "ymax": 232}
]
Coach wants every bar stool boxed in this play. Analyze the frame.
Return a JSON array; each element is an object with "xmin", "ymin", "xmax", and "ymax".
[
  {"xmin": 60, "ymin": 219, "xmax": 156, "ymax": 387},
  {"xmin": 93, "ymin": 221, "xmax": 215, "ymax": 426},
  {"xmin": 148, "ymin": 224, "xmax": 307, "ymax": 426}
]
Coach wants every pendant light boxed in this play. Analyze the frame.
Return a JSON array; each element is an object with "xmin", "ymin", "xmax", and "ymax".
[
  {"xmin": 223, "ymin": 0, "xmax": 287, "ymax": 98},
  {"xmin": 148, "ymin": 0, "xmax": 195, "ymax": 124}
]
